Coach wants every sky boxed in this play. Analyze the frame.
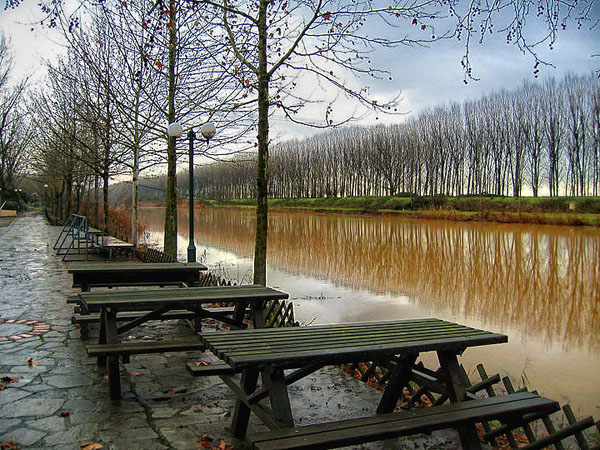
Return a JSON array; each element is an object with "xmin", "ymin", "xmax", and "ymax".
[{"xmin": 1, "ymin": 0, "xmax": 599, "ymax": 145}]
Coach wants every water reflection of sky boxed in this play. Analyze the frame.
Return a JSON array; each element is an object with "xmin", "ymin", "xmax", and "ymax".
[{"xmin": 140, "ymin": 206, "xmax": 600, "ymax": 417}]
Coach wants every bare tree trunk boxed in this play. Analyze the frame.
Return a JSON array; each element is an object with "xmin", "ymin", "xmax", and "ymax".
[
  {"xmin": 94, "ymin": 175, "xmax": 99, "ymax": 225},
  {"xmin": 253, "ymin": 0, "xmax": 269, "ymax": 286},
  {"xmin": 102, "ymin": 173, "xmax": 109, "ymax": 233},
  {"xmin": 132, "ymin": 145, "xmax": 139, "ymax": 248},
  {"xmin": 163, "ymin": 0, "xmax": 178, "ymax": 259}
]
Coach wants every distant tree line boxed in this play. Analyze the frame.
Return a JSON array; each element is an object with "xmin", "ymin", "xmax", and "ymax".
[{"xmin": 191, "ymin": 73, "xmax": 599, "ymax": 199}]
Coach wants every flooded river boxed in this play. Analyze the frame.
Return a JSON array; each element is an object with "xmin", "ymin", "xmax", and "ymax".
[{"xmin": 139, "ymin": 206, "xmax": 600, "ymax": 417}]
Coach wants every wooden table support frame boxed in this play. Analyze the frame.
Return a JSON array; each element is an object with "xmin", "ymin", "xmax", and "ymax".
[
  {"xmin": 200, "ymin": 318, "xmax": 511, "ymax": 447},
  {"xmin": 78, "ymin": 285, "xmax": 289, "ymax": 400},
  {"xmin": 438, "ymin": 350, "xmax": 483, "ymax": 450}
]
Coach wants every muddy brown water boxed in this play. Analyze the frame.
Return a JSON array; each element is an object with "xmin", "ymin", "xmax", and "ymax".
[{"xmin": 139, "ymin": 206, "xmax": 600, "ymax": 418}]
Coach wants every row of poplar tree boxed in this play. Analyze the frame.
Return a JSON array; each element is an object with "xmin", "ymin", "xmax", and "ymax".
[{"xmin": 191, "ymin": 73, "xmax": 599, "ymax": 199}]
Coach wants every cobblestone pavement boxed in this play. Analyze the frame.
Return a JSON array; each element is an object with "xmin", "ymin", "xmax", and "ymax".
[{"xmin": 0, "ymin": 213, "xmax": 462, "ymax": 449}]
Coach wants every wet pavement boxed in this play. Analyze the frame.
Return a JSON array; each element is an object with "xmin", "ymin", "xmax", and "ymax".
[{"xmin": 0, "ymin": 213, "xmax": 462, "ymax": 449}]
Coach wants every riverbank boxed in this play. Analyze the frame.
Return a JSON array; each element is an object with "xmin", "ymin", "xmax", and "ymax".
[
  {"xmin": 0, "ymin": 213, "xmax": 465, "ymax": 449},
  {"xmin": 200, "ymin": 196, "xmax": 600, "ymax": 226}
]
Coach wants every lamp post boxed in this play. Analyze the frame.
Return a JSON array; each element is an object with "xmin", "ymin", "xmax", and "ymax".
[
  {"xmin": 43, "ymin": 184, "xmax": 48, "ymax": 216},
  {"xmin": 167, "ymin": 121, "xmax": 216, "ymax": 263}
]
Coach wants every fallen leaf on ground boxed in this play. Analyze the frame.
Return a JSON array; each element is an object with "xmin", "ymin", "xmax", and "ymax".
[
  {"xmin": 59, "ymin": 411, "xmax": 71, "ymax": 417},
  {"xmin": 80, "ymin": 443, "xmax": 103, "ymax": 450},
  {"xmin": 130, "ymin": 371, "xmax": 143, "ymax": 377},
  {"xmin": 27, "ymin": 358, "xmax": 36, "ymax": 366},
  {"xmin": 162, "ymin": 389, "xmax": 176, "ymax": 394},
  {"xmin": 1, "ymin": 442, "xmax": 20, "ymax": 450},
  {"xmin": 195, "ymin": 434, "xmax": 213, "ymax": 448},
  {"xmin": 0, "ymin": 385, "xmax": 5, "ymax": 391},
  {"xmin": 194, "ymin": 361, "xmax": 211, "ymax": 366},
  {"xmin": 0, "ymin": 376, "xmax": 18, "ymax": 383}
]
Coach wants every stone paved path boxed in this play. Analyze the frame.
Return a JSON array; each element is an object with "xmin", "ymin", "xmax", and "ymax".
[{"xmin": 0, "ymin": 213, "xmax": 462, "ymax": 449}]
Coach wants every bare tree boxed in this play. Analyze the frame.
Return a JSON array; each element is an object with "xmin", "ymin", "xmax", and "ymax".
[{"xmin": 0, "ymin": 36, "xmax": 30, "ymax": 192}]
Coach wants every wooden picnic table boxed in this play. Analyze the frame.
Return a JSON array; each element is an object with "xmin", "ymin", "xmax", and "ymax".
[
  {"xmin": 79, "ymin": 284, "xmax": 289, "ymax": 399},
  {"xmin": 68, "ymin": 262, "xmax": 208, "ymax": 290},
  {"xmin": 200, "ymin": 318, "xmax": 515, "ymax": 449}
]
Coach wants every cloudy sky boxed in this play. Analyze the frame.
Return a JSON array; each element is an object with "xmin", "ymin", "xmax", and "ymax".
[{"xmin": 1, "ymin": 0, "xmax": 599, "ymax": 143}]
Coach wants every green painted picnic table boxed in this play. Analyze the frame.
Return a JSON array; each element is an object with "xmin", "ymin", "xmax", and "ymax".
[
  {"xmin": 68, "ymin": 262, "xmax": 208, "ymax": 290},
  {"xmin": 78, "ymin": 284, "xmax": 289, "ymax": 399},
  {"xmin": 200, "ymin": 318, "xmax": 511, "ymax": 449}
]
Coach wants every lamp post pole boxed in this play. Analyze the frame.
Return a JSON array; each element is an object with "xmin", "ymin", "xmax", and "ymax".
[
  {"xmin": 44, "ymin": 184, "xmax": 48, "ymax": 216},
  {"xmin": 187, "ymin": 129, "xmax": 197, "ymax": 263},
  {"xmin": 167, "ymin": 121, "xmax": 216, "ymax": 264}
]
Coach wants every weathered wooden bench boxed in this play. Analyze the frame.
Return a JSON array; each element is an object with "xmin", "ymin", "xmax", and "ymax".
[
  {"xmin": 71, "ymin": 307, "xmax": 238, "ymax": 338},
  {"xmin": 247, "ymin": 392, "xmax": 559, "ymax": 450},
  {"xmin": 86, "ymin": 338, "xmax": 206, "ymax": 358},
  {"xmin": 87, "ymin": 337, "xmax": 207, "ymax": 375},
  {"xmin": 71, "ymin": 307, "xmax": 236, "ymax": 325}
]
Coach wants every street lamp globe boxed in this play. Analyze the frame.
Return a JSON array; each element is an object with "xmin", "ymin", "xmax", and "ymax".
[
  {"xmin": 167, "ymin": 122, "xmax": 184, "ymax": 138},
  {"xmin": 200, "ymin": 122, "xmax": 216, "ymax": 141}
]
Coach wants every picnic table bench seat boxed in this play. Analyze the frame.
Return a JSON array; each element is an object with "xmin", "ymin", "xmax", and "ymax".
[
  {"xmin": 71, "ymin": 307, "xmax": 237, "ymax": 325},
  {"xmin": 248, "ymin": 392, "xmax": 559, "ymax": 450},
  {"xmin": 86, "ymin": 337, "xmax": 206, "ymax": 358}
]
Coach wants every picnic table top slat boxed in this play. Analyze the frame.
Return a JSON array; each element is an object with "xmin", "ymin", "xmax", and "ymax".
[
  {"xmin": 68, "ymin": 262, "xmax": 208, "ymax": 273},
  {"xmin": 204, "ymin": 328, "xmax": 491, "ymax": 356},
  {"xmin": 78, "ymin": 285, "xmax": 288, "ymax": 311},
  {"xmin": 200, "ymin": 319, "xmax": 507, "ymax": 369}
]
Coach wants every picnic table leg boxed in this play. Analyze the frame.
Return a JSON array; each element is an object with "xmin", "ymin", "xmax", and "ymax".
[
  {"xmin": 105, "ymin": 308, "xmax": 121, "ymax": 400},
  {"xmin": 250, "ymin": 301, "xmax": 265, "ymax": 328},
  {"xmin": 231, "ymin": 368, "xmax": 260, "ymax": 438},
  {"xmin": 97, "ymin": 308, "xmax": 108, "ymax": 367},
  {"xmin": 437, "ymin": 350, "xmax": 483, "ymax": 450},
  {"xmin": 263, "ymin": 366, "xmax": 294, "ymax": 427},
  {"xmin": 233, "ymin": 300, "xmax": 249, "ymax": 328},
  {"xmin": 376, "ymin": 353, "xmax": 417, "ymax": 414}
]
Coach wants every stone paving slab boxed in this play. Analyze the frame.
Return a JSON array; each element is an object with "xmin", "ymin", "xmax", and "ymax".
[{"xmin": 0, "ymin": 213, "xmax": 466, "ymax": 449}]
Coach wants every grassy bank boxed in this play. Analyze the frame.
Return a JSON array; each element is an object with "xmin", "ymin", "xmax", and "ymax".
[{"xmin": 203, "ymin": 196, "xmax": 600, "ymax": 226}]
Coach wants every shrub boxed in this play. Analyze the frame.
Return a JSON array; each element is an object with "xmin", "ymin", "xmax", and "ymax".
[
  {"xmin": 1, "ymin": 201, "xmax": 20, "ymax": 211},
  {"xmin": 535, "ymin": 198, "xmax": 567, "ymax": 213}
]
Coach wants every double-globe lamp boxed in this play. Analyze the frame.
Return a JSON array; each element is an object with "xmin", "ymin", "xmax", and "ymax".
[{"xmin": 167, "ymin": 121, "xmax": 216, "ymax": 263}]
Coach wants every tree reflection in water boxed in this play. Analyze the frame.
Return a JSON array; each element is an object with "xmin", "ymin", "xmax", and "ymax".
[{"xmin": 142, "ymin": 206, "xmax": 599, "ymax": 353}]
